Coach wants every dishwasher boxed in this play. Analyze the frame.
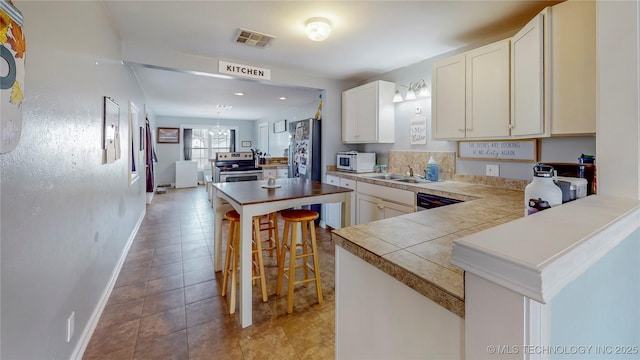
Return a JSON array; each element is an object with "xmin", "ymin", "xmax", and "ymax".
[{"xmin": 416, "ymin": 192, "xmax": 463, "ymax": 211}]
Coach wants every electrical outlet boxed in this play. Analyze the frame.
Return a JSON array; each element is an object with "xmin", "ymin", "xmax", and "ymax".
[
  {"xmin": 66, "ymin": 311, "xmax": 75, "ymax": 343},
  {"xmin": 415, "ymin": 106, "xmax": 421, "ymax": 114},
  {"xmin": 486, "ymin": 164, "xmax": 499, "ymax": 177}
]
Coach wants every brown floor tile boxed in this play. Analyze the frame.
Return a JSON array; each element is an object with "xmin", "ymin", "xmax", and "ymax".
[
  {"xmin": 185, "ymin": 296, "xmax": 228, "ymax": 328},
  {"xmin": 238, "ymin": 326, "xmax": 298, "ymax": 360},
  {"xmin": 98, "ymin": 300, "xmax": 144, "ymax": 329},
  {"xmin": 187, "ymin": 319, "xmax": 242, "ymax": 360},
  {"xmin": 182, "ymin": 257, "xmax": 213, "ymax": 273},
  {"xmin": 183, "ymin": 268, "xmax": 215, "ymax": 287},
  {"xmin": 136, "ymin": 307, "xmax": 186, "ymax": 344},
  {"xmin": 109, "ymin": 282, "xmax": 148, "ymax": 305},
  {"xmin": 280, "ymin": 310, "xmax": 335, "ymax": 354},
  {"xmin": 185, "ymin": 280, "xmax": 218, "ymax": 304},
  {"xmin": 148, "ymin": 261, "xmax": 183, "ymax": 281},
  {"xmin": 83, "ymin": 319, "xmax": 139, "ymax": 359},
  {"xmin": 133, "ymin": 329, "xmax": 189, "ymax": 360},
  {"xmin": 142, "ymin": 288, "xmax": 185, "ymax": 317},
  {"xmin": 146, "ymin": 273, "xmax": 184, "ymax": 296}
]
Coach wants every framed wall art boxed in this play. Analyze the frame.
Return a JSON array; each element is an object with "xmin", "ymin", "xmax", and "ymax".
[
  {"xmin": 0, "ymin": 0, "xmax": 25, "ymax": 154},
  {"xmin": 273, "ymin": 120, "xmax": 287, "ymax": 133},
  {"xmin": 241, "ymin": 140, "xmax": 252, "ymax": 147},
  {"xmin": 457, "ymin": 139, "xmax": 538, "ymax": 162},
  {"xmin": 157, "ymin": 127, "xmax": 180, "ymax": 144},
  {"xmin": 102, "ymin": 96, "xmax": 119, "ymax": 164}
]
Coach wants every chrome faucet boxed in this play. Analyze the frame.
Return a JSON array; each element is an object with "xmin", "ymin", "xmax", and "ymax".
[{"xmin": 407, "ymin": 165, "xmax": 414, "ymax": 177}]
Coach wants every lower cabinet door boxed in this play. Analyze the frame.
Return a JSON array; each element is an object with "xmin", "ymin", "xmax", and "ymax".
[
  {"xmin": 356, "ymin": 194, "xmax": 384, "ymax": 225},
  {"xmin": 382, "ymin": 201, "xmax": 414, "ymax": 219}
]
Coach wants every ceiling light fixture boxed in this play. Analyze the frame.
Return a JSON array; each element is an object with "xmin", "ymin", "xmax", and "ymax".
[
  {"xmin": 305, "ymin": 17, "xmax": 332, "ymax": 42},
  {"xmin": 393, "ymin": 90, "xmax": 403, "ymax": 103},
  {"xmin": 394, "ymin": 79, "xmax": 431, "ymax": 102},
  {"xmin": 234, "ymin": 92, "xmax": 244, "ymax": 96},
  {"xmin": 279, "ymin": 96, "xmax": 287, "ymax": 100}
]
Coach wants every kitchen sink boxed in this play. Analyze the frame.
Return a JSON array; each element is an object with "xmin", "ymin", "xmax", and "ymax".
[
  {"xmin": 365, "ymin": 174, "xmax": 405, "ymax": 180},
  {"xmin": 393, "ymin": 178, "xmax": 429, "ymax": 183}
]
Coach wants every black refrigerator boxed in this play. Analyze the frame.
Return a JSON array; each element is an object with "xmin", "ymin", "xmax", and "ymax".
[{"xmin": 288, "ymin": 118, "xmax": 321, "ymax": 219}]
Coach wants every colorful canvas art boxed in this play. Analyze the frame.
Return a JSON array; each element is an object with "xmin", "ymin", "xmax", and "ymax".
[{"xmin": 0, "ymin": 0, "xmax": 25, "ymax": 154}]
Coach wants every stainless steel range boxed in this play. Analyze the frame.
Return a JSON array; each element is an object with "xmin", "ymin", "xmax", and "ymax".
[{"xmin": 214, "ymin": 152, "xmax": 263, "ymax": 183}]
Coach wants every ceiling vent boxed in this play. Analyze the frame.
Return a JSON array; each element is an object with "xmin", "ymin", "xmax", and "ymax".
[{"xmin": 234, "ymin": 28, "xmax": 276, "ymax": 48}]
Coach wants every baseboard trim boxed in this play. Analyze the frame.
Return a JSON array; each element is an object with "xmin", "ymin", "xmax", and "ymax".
[{"xmin": 70, "ymin": 208, "xmax": 146, "ymax": 360}]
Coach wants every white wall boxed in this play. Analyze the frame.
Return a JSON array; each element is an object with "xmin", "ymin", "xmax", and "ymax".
[
  {"xmin": 1, "ymin": 1, "xmax": 148, "ymax": 359},
  {"xmin": 549, "ymin": 229, "xmax": 640, "ymax": 353},
  {"xmin": 254, "ymin": 97, "xmax": 320, "ymax": 157}
]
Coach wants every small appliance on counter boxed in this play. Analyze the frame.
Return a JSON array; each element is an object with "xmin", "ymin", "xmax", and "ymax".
[
  {"xmin": 524, "ymin": 164, "xmax": 563, "ymax": 216},
  {"xmin": 336, "ymin": 151, "xmax": 376, "ymax": 173},
  {"xmin": 543, "ymin": 162, "xmax": 596, "ymax": 195},
  {"xmin": 555, "ymin": 176, "xmax": 588, "ymax": 203}
]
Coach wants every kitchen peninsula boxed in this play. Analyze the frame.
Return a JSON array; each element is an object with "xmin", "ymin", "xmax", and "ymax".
[{"xmin": 330, "ymin": 171, "xmax": 525, "ymax": 359}]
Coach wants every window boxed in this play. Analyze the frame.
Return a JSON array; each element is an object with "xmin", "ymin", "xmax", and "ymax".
[{"xmin": 190, "ymin": 126, "xmax": 235, "ymax": 169}]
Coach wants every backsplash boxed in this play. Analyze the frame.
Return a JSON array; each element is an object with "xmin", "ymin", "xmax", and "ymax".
[
  {"xmin": 388, "ymin": 151, "xmax": 455, "ymax": 180},
  {"xmin": 453, "ymin": 174, "xmax": 529, "ymax": 191}
]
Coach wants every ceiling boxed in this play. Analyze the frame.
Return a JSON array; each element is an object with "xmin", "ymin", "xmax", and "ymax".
[{"xmin": 104, "ymin": 1, "xmax": 560, "ymax": 120}]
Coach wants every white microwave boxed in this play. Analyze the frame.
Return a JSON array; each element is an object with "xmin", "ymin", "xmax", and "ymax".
[{"xmin": 337, "ymin": 151, "xmax": 376, "ymax": 173}]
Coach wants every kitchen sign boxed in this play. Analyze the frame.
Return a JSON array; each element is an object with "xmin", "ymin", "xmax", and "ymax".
[
  {"xmin": 458, "ymin": 139, "xmax": 538, "ymax": 162},
  {"xmin": 219, "ymin": 60, "xmax": 271, "ymax": 81}
]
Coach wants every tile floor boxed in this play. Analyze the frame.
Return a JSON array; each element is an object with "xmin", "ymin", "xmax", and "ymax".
[{"xmin": 83, "ymin": 186, "xmax": 336, "ymax": 360}]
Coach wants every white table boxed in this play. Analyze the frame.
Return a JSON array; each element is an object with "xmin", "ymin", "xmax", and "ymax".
[{"xmin": 212, "ymin": 178, "xmax": 352, "ymax": 328}]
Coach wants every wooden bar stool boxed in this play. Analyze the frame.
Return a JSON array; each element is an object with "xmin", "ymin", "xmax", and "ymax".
[
  {"xmin": 221, "ymin": 210, "xmax": 268, "ymax": 314},
  {"xmin": 258, "ymin": 212, "xmax": 280, "ymax": 262},
  {"xmin": 276, "ymin": 209, "xmax": 322, "ymax": 314}
]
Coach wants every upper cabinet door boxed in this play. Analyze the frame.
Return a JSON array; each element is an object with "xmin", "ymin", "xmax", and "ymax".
[
  {"xmin": 465, "ymin": 39, "xmax": 511, "ymax": 138},
  {"xmin": 549, "ymin": 0, "xmax": 596, "ymax": 135},
  {"xmin": 342, "ymin": 80, "xmax": 395, "ymax": 144},
  {"xmin": 432, "ymin": 53, "xmax": 466, "ymax": 139},
  {"xmin": 511, "ymin": 11, "xmax": 546, "ymax": 137},
  {"xmin": 354, "ymin": 82, "xmax": 379, "ymax": 143}
]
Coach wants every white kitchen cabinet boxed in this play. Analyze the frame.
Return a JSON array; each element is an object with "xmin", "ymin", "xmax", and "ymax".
[
  {"xmin": 276, "ymin": 167, "xmax": 289, "ymax": 178},
  {"xmin": 325, "ymin": 175, "xmax": 342, "ymax": 229},
  {"xmin": 357, "ymin": 194, "xmax": 414, "ymax": 224},
  {"xmin": 511, "ymin": 1, "xmax": 596, "ymax": 137},
  {"xmin": 342, "ymin": 80, "xmax": 395, "ymax": 143},
  {"xmin": 263, "ymin": 166, "xmax": 289, "ymax": 179},
  {"xmin": 356, "ymin": 182, "xmax": 414, "ymax": 225},
  {"xmin": 549, "ymin": 0, "xmax": 595, "ymax": 135},
  {"xmin": 325, "ymin": 175, "xmax": 357, "ymax": 229},
  {"xmin": 431, "ymin": 54, "xmax": 466, "ymax": 139},
  {"xmin": 511, "ymin": 10, "xmax": 548, "ymax": 137},
  {"xmin": 432, "ymin": 39, "xmax": 510, "ymax": 140}
]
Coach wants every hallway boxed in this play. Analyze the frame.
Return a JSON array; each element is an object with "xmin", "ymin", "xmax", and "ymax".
[{"xmin": 83, "ymin": 186, "xmax": 335, "ymax": 360}]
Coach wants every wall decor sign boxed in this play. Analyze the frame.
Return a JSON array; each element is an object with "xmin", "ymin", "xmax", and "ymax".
[
  {"xmin": 241, "ymin": 140, "xmax": 251, "ymax": 147},
  {"xmin": 457, "ymin": 139, "xmax": 538, "ymax": 162},
  {"xmin": 219, "ymin": 60, "xmax": 271, "ymax": 81},
  {"xmin": 273, "ymin": 119, "xmax": 286, "ymax": 133},
  {"xmin": 0, "ymin": 0, "xmax": 25, "ymax": 154},
  {"xmin": 102, "ymin": 96, "xmax": 120, "ymax": 164},
  {"xmin": 410, "ymin": 115, "xmax": 426, "ymax": 145},
  {"xmin": 157, "ymin": 127, "xmax": 180, "ymax": 143}
]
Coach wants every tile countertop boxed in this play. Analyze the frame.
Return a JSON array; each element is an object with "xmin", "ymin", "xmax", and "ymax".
[{"xmin": 329, "ymin": 170, "xmax": 525, "ymax": 318}]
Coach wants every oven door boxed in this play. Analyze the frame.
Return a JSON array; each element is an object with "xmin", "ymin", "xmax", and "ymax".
[{"xmin": 219, "ymin": 170, "xmax": 263, "ymax": 182}]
